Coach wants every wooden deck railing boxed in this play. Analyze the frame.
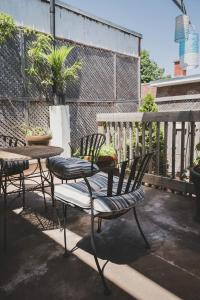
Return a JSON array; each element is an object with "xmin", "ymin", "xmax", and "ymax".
[{"xmin": 97, "ymin": 111, "xmax": 200, "ymax": 194}]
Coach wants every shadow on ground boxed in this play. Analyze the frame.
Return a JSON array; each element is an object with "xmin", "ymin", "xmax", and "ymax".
[{"xmin": 1, "ymin": 187, "xmax": 200, "ymax": 299}]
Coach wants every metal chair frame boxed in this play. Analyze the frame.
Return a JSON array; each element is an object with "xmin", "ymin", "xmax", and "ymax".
[
  {"xmin": 70, "ymin": 133, "xmax": 106, "ymax": 169},
  {"xmin": 0, "ymin": 135, "xmax": 27, "ymax": 251},
  {"xmin": 56, "ymin": 152, "xmax": 154, "ymax": 295}
]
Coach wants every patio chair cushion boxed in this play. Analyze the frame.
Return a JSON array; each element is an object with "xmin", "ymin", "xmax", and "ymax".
[
  {"xmin": 47, "ymin": 157, "xmax": 99, "ymax": 180},
  {"xmin": 1, "ymin": 160, "xmax": 29, "ymax": 176},
  {"xmin": 54, "ymin": 172, "xmax": 144, "ymax": 214}
]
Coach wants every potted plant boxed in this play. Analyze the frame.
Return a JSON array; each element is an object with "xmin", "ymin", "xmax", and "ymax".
[
  {"xmin": 97, "ymin": 144, "xmax": 117, "ymax": 170},
  {"xmin": 27, "ymin": 33, "xmax": 82, "ymax": 157},
  {"xmin": 20, "ymin": 123, "xmax": 52, "ymax": 146},
  {"xmin": 191, "ymin": 142, "xmax": 200, "ymax": 222}
]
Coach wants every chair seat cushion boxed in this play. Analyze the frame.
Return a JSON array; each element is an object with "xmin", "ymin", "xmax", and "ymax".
[
  {"xmin": 47, "ymin": 157, "xmax": 99, "ymax": 180},
  {"xmin": 1, "ymin": 160, "xmax": 29, "ymax": 176},
  {"xmin": 54, "ymin": 172, "xmax": 144, "ymax": 214}
]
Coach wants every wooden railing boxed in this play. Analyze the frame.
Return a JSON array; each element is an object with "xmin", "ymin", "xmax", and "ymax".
[{"xmin": 97, "ymin": 111, "xmax": 200, "ymax": 194}]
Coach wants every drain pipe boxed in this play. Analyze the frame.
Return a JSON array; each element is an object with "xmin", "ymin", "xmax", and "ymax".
[{"xmin": 50, "ymin": 0, "xmax": 56, "ymax": 48}]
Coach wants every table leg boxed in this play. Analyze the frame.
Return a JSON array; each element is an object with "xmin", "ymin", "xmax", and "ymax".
[
  {"xmin": 38, "ymin": 159, "xmax": 47, "ymax": 210},
  {"xmin": 50, "ymin": 171, "xmax": 55, "ymax": 207},
  {"xmin": 3, "ymin": 176, "xmax": 7, "ymax": 252}
]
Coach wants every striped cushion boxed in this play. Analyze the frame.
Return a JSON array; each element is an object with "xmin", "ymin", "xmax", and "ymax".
[
  {"xmin": 54, "ymin": 172, "xmax": 144, "ymax": 214},
  {"xmin": 47, "ymin": 157, "xmax": 99, "ymax": 180},
  {"xmin": 1, "ymin": 160, "xmax": 29, "ymax": 176}
]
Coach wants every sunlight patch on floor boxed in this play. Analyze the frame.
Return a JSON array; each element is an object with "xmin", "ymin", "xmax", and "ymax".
[
  {"xmin": 44, "ymin": 228, "xmax": 181, "ymax": 300},
  {"xmin": 12, "ymin": 207, "xmax": 181, "ymax": 300}
]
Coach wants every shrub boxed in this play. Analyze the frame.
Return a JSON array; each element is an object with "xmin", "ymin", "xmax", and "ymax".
[
  {"xmin": 134, "ymin": 93, "xmax": 165, "ymax": 175},
  {"xmin": 0, "ymin": 13, "xmax": 17, "ymax": 44}
]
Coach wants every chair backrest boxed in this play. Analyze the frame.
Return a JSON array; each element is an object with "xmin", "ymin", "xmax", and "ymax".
[
  {"xmin": 106, "ymin": 153, "xmax": 154, "ymax": 196},
  {"xmin": 80, "ymin": 134, "xmax": 106, "ymax": 162},
  {"xmin": 0, "ymin": 135, "xmax": 26, "ymax": 148}
]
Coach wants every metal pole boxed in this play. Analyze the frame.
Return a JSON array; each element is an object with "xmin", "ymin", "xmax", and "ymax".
[
  {"xmin": 138, "ymin": 37, "xmax": 142, "ymax": 106},
  {"xmin": 50, "ymin": 0, "xmax": 56, "ymax": 48},
  {"xmin": 172, "ymin": 0, "xmax": 187, "ymax": 14}
]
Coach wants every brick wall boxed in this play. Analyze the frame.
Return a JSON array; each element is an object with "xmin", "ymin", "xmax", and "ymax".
[
  {"xmin": 157, "ymin": 82, "xmax": 200, "ymax": 98},
  {"xmin": 141, "ymin": 83, "xmax": 157, "ymax": 99}
]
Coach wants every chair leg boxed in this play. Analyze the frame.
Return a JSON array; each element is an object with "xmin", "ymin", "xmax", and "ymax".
[
  {"xmin": 90, "ymin": 215, "xmax": 111, "ymax": 295},
  {"xmin": 22, "ymin": 173, "xmax": 26, "ymax": 210},
  {"xmin": 97, "ymin": 218, "xmax": 102, "ymax": 233},
  {"xmin": 50, "ymin": 172, "xmax": 55, "ymax": 207},
  {"xmin": 0, "ymin": 175, "xmax": 2, "ymax": 196},
  {"xmin": 133, "ymin": 207, "xmax": 150, "ymax": 249},
  {"xmin": 3, "ymin": 176, "xmax": 7, "ymax": 252},
  {"xmin": 19, "ymin": 173, "xmax": 22, "ymax": 198},
  {"xmin": 63, "ymin": 204, "xmax": 69, "ymax": 257}
]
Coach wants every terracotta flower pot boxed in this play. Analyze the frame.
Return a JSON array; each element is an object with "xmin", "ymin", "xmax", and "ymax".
[
  {"xmin": 25, "ymin": 134, "xmax": 52, "ymax": 146},
  {"xmin": 97, "ymin": 155, "xmax": 117, "ymax": 170}
]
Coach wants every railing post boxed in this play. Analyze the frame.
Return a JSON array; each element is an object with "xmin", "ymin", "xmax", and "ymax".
[
  {"xmin": 148, "ymin": 122, "xmax": 153, "ymax": 173},
  {"xmin": 172, "ymin": 122, "xmax": 176, "ymax": 179},
  {"xmin": 156, "ymin": 122, "xmax": 160, "ymax": 175},
  {"xmin": 180, "ymin": 122, "xmax": 185, "ymax": 180},
  {"xmin": 189, "ymin": 122, "xmax": 195, "ymax": 181},
  {"xmin": 123, "ymin": 122, "xmax": 126, "ymax": 160},
  {"xmin": 106, "ymin": 122, "xmax": 110, "ymax": 146},
  {"xmin": 163, "ymin": 122, "xmax": 168, "ymax": 176},
  {"xmin": 129, "ymin": 122, "xmax": 133, "ymax": 163},
  {"xmin": 142, "ymin": 123, "xmax": 145, "ymax": 157}
]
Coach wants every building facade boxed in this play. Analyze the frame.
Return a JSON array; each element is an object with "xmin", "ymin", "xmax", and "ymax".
[{"xmin": 0, "ymin": 0, "xmax": 142, "ymax": 144}]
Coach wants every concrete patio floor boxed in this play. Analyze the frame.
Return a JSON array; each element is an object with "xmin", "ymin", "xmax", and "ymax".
[{"xmin": 0, "ymin": 184, "xmax": 200, "ymax": 300}]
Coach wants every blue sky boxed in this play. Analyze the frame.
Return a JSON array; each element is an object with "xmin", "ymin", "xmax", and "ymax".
[{"xmin": 62, "ymin": 0, "xmax": 200, "ymax": 76}]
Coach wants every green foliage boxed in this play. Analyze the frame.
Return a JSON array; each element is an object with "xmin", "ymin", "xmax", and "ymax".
[
  {"xmin": 20, "ymin": 123, "xmax": 51, "ymax": 137},
  {"xmin": 194, "ymin": 142, "xmax": 200, "ymax": 166},
  {"xmin": 0, "ymin": 13, "xmax": 17, "ymax": 44},
  {"xmin": 139, "ymin": 93, "xmax": 158, "ymax": 112},
  {"xmin": 23, "ymin": 26, "xmax": 36, "ymax": 36},
  {"xmin": 27, "ymin": 33, "xmax": 82, "ymax": 100},
  {"xmin": 133, "ymin": 93, "xmax": 165, "ymax": 174},
  {"xmin": 141, "ymin": 50, "xmax": 170, "ymax": 83},
  {"xmin": 98, "ymin": 145, "xmax": 116, "ymax": 157}
]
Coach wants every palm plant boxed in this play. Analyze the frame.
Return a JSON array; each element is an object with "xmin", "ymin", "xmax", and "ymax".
[{"xmin": 27, "ymin": 33, "xmax": 81, "ymax": 104}]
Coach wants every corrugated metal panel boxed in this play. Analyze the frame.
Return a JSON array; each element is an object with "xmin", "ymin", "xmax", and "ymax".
[{"xmin": 0, "ymin": 0, "xmax": 140, "ymax": 56}]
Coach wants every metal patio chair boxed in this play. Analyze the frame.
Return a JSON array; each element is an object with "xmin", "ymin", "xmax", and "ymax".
[
  {"xmin": 54, "ymin": 152, "xmax": 153, "ymax": 295},
  {"xmin": 47, "ymin": 133, "xmax": 106, "ymax": 184},
  {"xmin": 0, "ymin": 135, "xmax": 29, "ymax": 250},
  {"xmin": 70, "ymin": 133, "xmax": 106, "ymax": 167}
]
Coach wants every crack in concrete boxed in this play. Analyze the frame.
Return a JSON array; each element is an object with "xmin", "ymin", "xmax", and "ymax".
[{"xmin": 152, "ymin": 253, "xmax": 200, "ymax": 281}]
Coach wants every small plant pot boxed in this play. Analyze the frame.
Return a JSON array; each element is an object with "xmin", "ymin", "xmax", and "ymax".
[
  {"xmin": 83, "ymin": 156, "xmax": 92, "ymax": 161},
  {"xmin": 25, "ymin": 134, "xmax": 52, "ymax": 146},
  {"xmin": 191, "ymin": 166, "xmax": 200, "ymax": 222},
  {"xmin": 97, "ymin": 155, "xmax": 117, "ymax": 171}
]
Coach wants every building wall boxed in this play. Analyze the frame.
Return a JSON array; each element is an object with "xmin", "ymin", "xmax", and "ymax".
[
  {"xmin": 157, "ymin": 98, "xmax": 200, "ymax": 112},
  {"xmin": 156, "ymin": 82, "xmax": 200, "ymax": 98},
  {"xmin": 141, "ymin": 83, "xmax": 157, "ymax": 99},
  {"xmin": 0, "ymin": 1, "xmax": 141, "ymax": 144},
  {"xmin": 0, "ymin": 0, "xmax": 140, "ymax": 57}
]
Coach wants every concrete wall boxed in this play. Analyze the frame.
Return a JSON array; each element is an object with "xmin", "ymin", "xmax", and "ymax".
[{"xmin": 0, "ymin": 0, "xmax": 140, "ymax": 57}]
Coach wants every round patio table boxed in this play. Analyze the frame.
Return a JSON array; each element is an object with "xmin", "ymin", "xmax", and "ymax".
[
  {"xmin": 1, "ymin": 145, "xmax": 63, "ymax": 251},
  {"xmin": 0, "ymin": 145, "xmax": 63, "ymax": 161}
]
